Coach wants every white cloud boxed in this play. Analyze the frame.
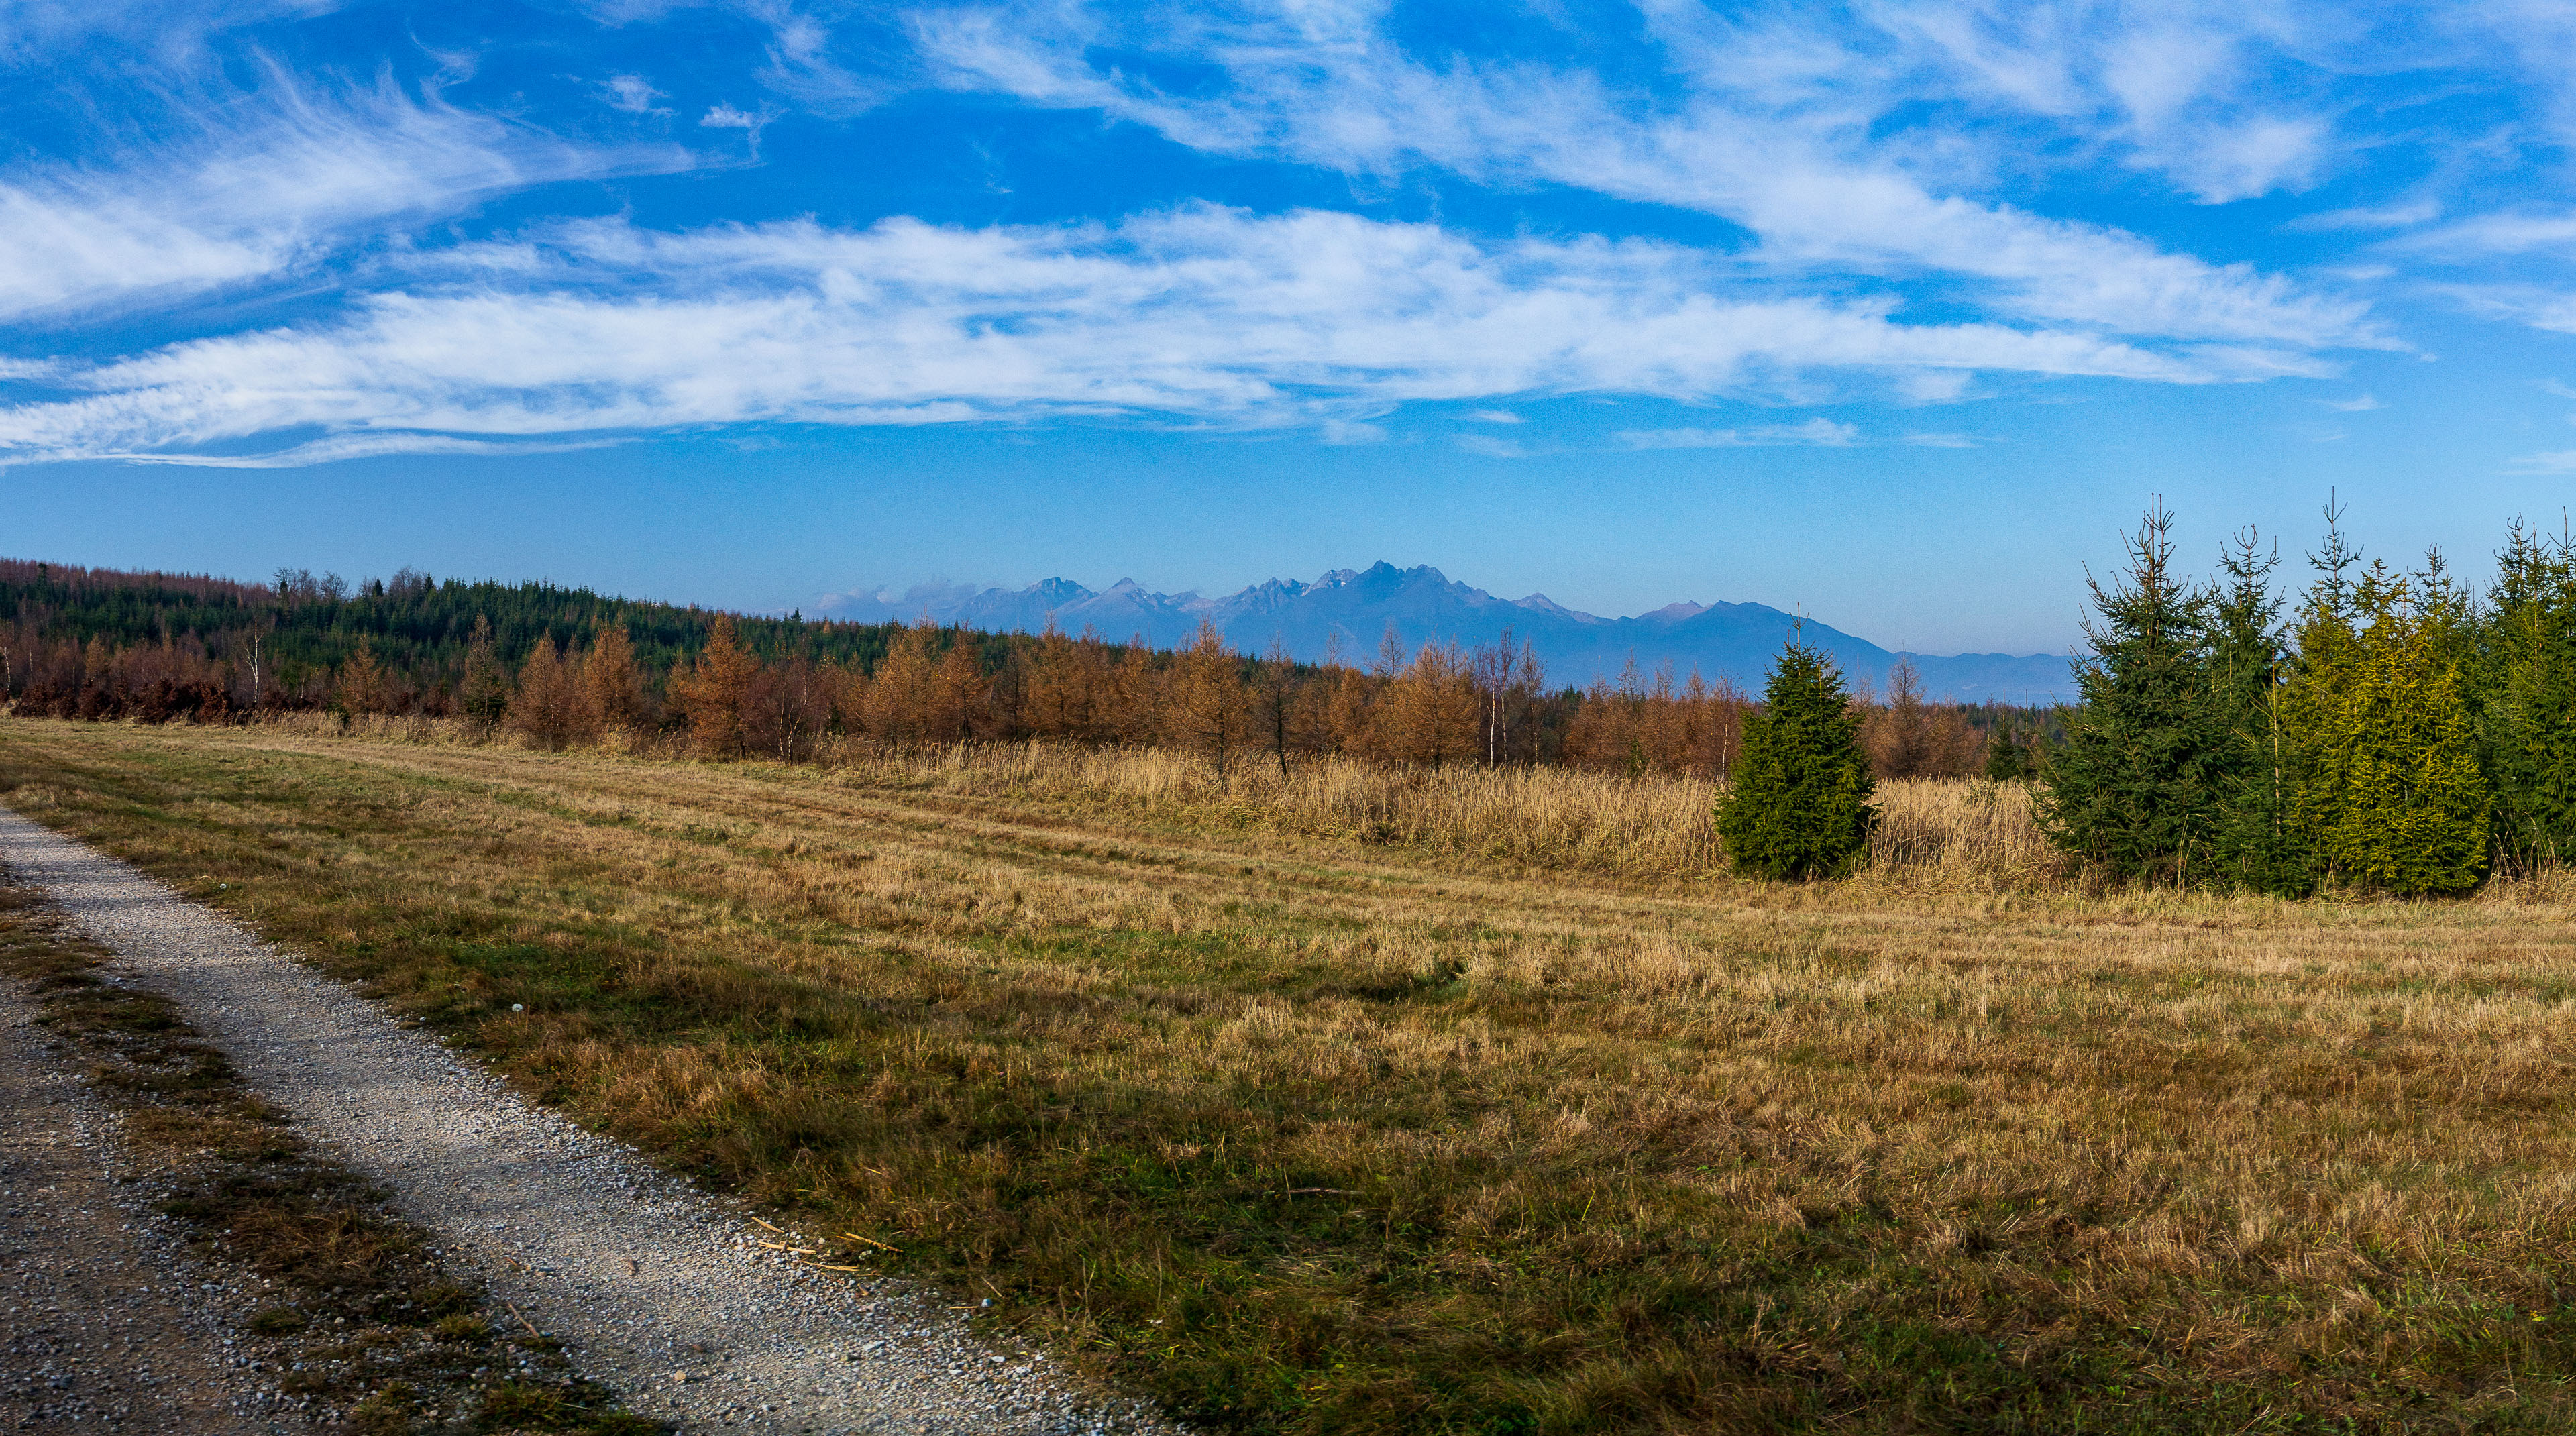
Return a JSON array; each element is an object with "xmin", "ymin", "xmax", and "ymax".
[
  {"xmin": 1895, "ymin": 368, "xmax": 1976, "ymax": 404},
  {"xmin": 1464, "ymin": 408, "xmax": 1522, "ymax": 423},
  {"xmin": 70, "ymin": 433, "xmax": 625, "ymax": 467},
  {"xmin": 2508, "ymin": 449, "xmax": 2576, "ymax": 474},
  {"xmin": 0, "ymin": 74, "xmax": 691, "ymax": 323},
  {"xmin": 1612, "ymin": 418, "xmax": 1861, "ymax": 449},
  {"xmin": 602, "ymin": 74, "xmax": 669, "ymax": 115},
  {"xmin": 1901, "ymin": 431, "xmax": 1982, "ymax": 447},
  {"xmin": 1452, "ymin": 433, "xmax": 1525, "ymax": 458},
  {"xmin": 751, "ymin": 1, "xmax": 896, "ymax": 116},
  {"xmin": 698, "ymin": 101, "xmax": 779, "ymax": 156},
  {"xmin": 2400, "ymin": 210, "xmax": 2576, "ymax": 258},
  {"xmin": 0, "ymin": 0, "xmax": 341, "ymax": 65},
  {"xmin": 2430, "ymin": 284, "xmax": 2576, "ymax": 334},
  {"xmin": 0, "ymin": 207, "xmax": 2244, "ymax": 463},
  {"xmin": 2282, "ymin": 199, "xmax": 2441, "ymax": 232},
  {"xmin": 2318, "ymin": 393, "xmax": 2383, "ymax": 410},
  {"xmin": 911, "ymin": 3, "xmax": 2388, "ymax": 356}
]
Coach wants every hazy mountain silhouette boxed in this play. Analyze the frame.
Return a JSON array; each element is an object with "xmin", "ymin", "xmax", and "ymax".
[{"xmin": 822, "ymin": 562, "xmax": 2076, "ymax": 704}]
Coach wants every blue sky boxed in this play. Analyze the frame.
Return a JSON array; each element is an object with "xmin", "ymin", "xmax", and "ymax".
[{"xmin": 7, "ymin": 1, "xmax": 2576, "ymax": 653}]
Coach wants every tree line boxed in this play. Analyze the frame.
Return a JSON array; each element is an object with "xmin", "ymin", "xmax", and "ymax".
[
  {"xmin": 0, "ymin": 557, "xmax": 2039, "ymax": 783},
  {"xmin": 1723, "ymin": 503, "xmax": 2576, "ymax": 895}
]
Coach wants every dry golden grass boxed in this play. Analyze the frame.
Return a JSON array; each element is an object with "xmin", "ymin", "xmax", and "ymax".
[
  {"xmin": 9, "ymin": 718, "xmax": 2576, "ymax": 1434},
  {"xmin": 269, "ymin": 713, "xmax": 2056, "ymax": 884}
]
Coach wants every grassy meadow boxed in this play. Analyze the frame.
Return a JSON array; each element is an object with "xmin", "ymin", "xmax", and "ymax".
[{"xmin": 4, "ymin": 718, "xmax": 2576, "ymax": 1433}]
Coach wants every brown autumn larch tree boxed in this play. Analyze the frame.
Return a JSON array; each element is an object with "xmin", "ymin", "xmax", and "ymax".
[
  {"xmin": 671, "ymin": 614, "xmax": 761, "ymax": 758},
  {"xmin": 1165, "ymin": 620, "xmax": 1253, "ymax": 780}
]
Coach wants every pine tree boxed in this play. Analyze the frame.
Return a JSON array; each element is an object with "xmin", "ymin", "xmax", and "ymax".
[
  {"xmin": 1111, "ymin": 639, "xmax": 1160, "ymax": 745},
  {"xmin": 511, "ymin": 634, "xmax": 578, "ymax": 751},
  {"xmin": 1981, "ymin": 716, "xmax": 2031, "ymax": 781},
  {"xmin": 1378, "ymin": 640, "xmax": 1481, "ymax": 768},
  {"xmin": 1254, "ymin": 635, "xmax": 1301, "ymax": 779},
  {"xmin": 928, "ymin": 637, "xmax": 982, "ymax": 742},
  {"xmin": 1166, "ymin": 621, "xmax": 1252, "ymax": 781},
  {"xmin": 2304, "ymin": 561, "xmax": 2491, "ymax": 895},
  {"xmin": 1069, "ymin": 628, "xmax": 1117, "ymax": 743},
  {"xmin": 1715, "ymin": 638, "xmax": 1876, "ymax": 880},
  {"xmin": 2036, "ymin": 503, "xmax": 2230, "ymax": 883},
  {"xmin": 1022, "ymin": 626, "xmax": 1082, "ymax": 740},
  {"xmin": 671, "ymin": 614, "xmax": 760, "ymax": 758},
  {"xmin": 861, "ymin": 622, "xmax": 938, "ymax": 743},
  {"xmin": 1867, "ymin": 657, "xmax": 1933, "ymax": 778},
  {"xmin": 580, "ymin": 622, "xmax": 645, "ymax": 733},
  {"xmin": 2207, "ymin": 527, "xmax": 2311, "ymax": 894},
  {"xmin": 2483, "ymin": 520, "xmax": 2576, "ymax": 869},
  {"xmin": 334, "ymin": 639, "xmax": 389, "ymax": 718},
  {"xmin": 458, "ymin": 616, "xmax": 511, "ymax": 735},
  {"xmin": 827, "ymin": 657, "xmax": 870, "ymax": 740}
]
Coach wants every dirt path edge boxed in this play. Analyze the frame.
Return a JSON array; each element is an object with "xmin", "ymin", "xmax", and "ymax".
[{"xmin": 0, "ymin": 802, "xmax": 1169, "ymax": 1436}]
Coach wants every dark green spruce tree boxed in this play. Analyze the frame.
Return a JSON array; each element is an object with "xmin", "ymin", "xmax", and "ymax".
[
  {"xmin": 2482, "ymin": 520, "xmax": 2576, "ymax": 871},
  {"xmin": 2207, "ymin": 527, "xmax": 2313, "ymax": 894},
  {"xmin": 2037, "ymin": 502, "xmax": 2233, "ymax": 883},
  {"xmin": 458, "ymin": 614, "xmax": 512, "ymax": 734},
  {"xmin": 1982, "ymin": 715, "xmax": 2033, "ymax": 780},
  {"xmin": 1716, "ymin": 638, "xmax": 1876, "ymax": 879}
]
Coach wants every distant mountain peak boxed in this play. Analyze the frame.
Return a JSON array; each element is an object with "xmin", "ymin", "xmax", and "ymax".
[
  {"xmin": 1025, "ymin": 577, "xmax": 1093, "ymax": 606},
  {"xmin": 1514, "ymin": 592, "xmax": 1606, "ymax": 625},
  {"xmin": 820, "ymin": 561, "xmax": 2075, "ymax": 702}
]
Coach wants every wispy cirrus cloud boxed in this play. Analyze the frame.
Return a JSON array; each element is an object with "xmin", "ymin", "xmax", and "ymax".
[
  {"xmin": 908, "ymin": 1, "xmax": 2394, "ymax": 360},
  {"xmin": 0, "ymin": 206, "xmax": 2247, "ymax": 463},
  {"xmin": 600, "ymin": 73, "xmax": 669, "ymax": 115},
  {"xmin": 2424, "ymin": 283, "xmax": 2576, "ymax": 334},
  {"xmin": 9, "ymin": 0, "xmax": 2564, "ymax": 478},
  {"xmin": 0, "ymin": 0, "xmax": 343, "ymax": 64},
  {"xmin": 2506, "ymin": 449, "xmax": 2576, "ymax": 474},
  {"xmin": 0, "ymin": 72, "xmax": 693, "ymax": 326},
  {"xmin": 1611, "ymin": 418, "xmax": 1989, "ymax": 450},
  {"xmin": 1613, "ymin": 419, "xmax": 1861, "ymax": 450},
  {"xmin": 74, "ymin": 432, "xmax": 628, "ymax": 467}
]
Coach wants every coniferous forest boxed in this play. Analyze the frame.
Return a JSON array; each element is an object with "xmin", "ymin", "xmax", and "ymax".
[
  {"xmin": 0, "ymin": 555, "xmax": 2024, "ymax": 783},
  {"xmin": 2035, "ymin": 504, "xmax": 2576, "ymax": 895}
]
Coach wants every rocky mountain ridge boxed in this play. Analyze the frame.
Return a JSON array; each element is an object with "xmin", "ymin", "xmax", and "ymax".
[{"xmin": 822, "ymin": 562, "xmax": 2076, "ymax": 704}]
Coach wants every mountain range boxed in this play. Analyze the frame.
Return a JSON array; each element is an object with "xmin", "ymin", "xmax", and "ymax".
[{"xmin": 818, "ymin": 563, "xmax": 2078, "ymax": 704}]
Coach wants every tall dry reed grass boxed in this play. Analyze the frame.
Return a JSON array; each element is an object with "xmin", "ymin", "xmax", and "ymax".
[{"xmin": 229, "ymin": 713, "xmax": 2071, "ymax": 885}]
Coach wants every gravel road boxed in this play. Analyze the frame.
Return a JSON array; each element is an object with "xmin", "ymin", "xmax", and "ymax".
[
  {"xmin": 0, "ymin": 981, "xmax": 273, "ymax": 1434},
  {"xmin": 0, "ymin": 805, "xmax": 1179, "ymax": 1436}
]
